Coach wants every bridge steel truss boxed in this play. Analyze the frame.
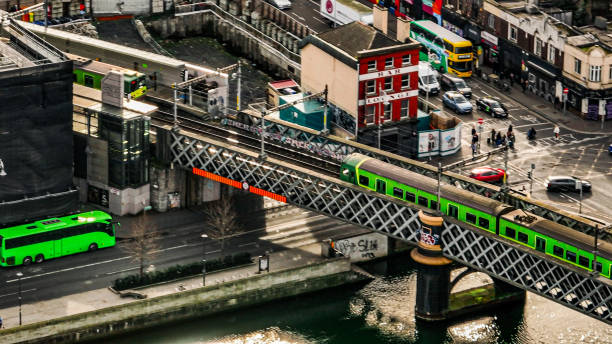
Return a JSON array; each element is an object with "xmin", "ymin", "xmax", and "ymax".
[
  {"xmin": 224, "ymin": 114, "xmax": 607, "ymax": 240},
  {"xmin": 166, "ymin": 127, "xmax": 612, "ymax": 325}
]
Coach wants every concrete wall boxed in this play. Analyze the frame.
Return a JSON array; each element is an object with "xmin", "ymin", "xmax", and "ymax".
[
  {"xmin": 93, "ymin": 0, "xmax": 152, "ymax": 15},
  {"xmin": 0, "ymin": 259, "xmax": 361, "ymax": 344},
  {"xmin": 300, "ymin": 44, "xmax": 358, "ymax": 116}
]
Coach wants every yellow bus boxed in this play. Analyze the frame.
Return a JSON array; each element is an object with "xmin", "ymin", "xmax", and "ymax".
[{"xmin": 410, "ymin": 20, "xmax": 473, "ymax": 77}]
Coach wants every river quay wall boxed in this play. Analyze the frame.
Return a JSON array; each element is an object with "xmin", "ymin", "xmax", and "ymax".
[{"xmin": 0, "ymin": 258, "xmax": 367, "ymax": 344}]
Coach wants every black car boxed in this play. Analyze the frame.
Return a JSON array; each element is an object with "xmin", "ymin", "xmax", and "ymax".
[
  {"xmin": 440, "ymin": 73, "xmax": 472, "ymax": 98},
  {"xmin": 545, "ymin": 176, "xmax": 591, "ymax": 192},
  {"xmin": 475, "ymin": 97, "xmax": 508, "ymax": 118}
]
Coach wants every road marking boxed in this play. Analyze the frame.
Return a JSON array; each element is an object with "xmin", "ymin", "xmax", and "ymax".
[
  {"xmin": 291, "ymin": 13, "xmax": 305, "ymax": 21},
  {"xmin": 5, "ymin": 256, "xmax": 133, "ymax": 282},
  {"xmin": 313, "ymin": 17, "xmax": 326, "ymax": 24},
  {"xmin": 105, "ymin": 267, "xmax": 139, "ymax": 275},
  {"xmin": 238, "ymin": 242, "xmax": 257, "ymax": 247},
  {"xmin": 0, "ymin": 288, "xmax": 37, "ymax": 299}
]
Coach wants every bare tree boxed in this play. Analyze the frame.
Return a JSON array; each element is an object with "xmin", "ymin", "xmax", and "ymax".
[
  {"xmin": 203, "ymin": 193, "xmax": 242, "ymax": 252},
  {"xmin": 121, "ymin": 212, "xmax": 161, "ymax": 278}
]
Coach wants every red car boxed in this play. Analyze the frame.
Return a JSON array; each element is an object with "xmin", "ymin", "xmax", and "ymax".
[{"xmin": 469, "ymin": 167, "xmax": 506, "ymax": 183}]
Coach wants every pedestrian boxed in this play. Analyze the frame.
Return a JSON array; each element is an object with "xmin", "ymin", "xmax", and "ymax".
[
  {"xmin": 471, "ymin": 143, "xmax": 477, "ymax": 156},
  {"xmin": 553, "ymin": 125, "xmax": 560, "ymax": 140},
  {"xmin": 495, "ymin": 131, "xmax": 502, "ymax": 146},
  {"xmin": 510, "ymin": 72, "xmax": 514, "ymax": 87},
  {"xmin": 507, "ymin": 124, "xmax": 513, "ymax": 135},
  {"xmin": 471, "ymin": 125, "xmax": 477, "ymax": 137},
  {"xmin": 521, "ymin": 78, "xmax": 526, "ymax": 93},
  {"xmin": 501, "ymin": 134, "xmax": 507, "ymax": 146},
  {"xmin": 490, "ymin": 128, "xmax": 496, "ymax": 145}
]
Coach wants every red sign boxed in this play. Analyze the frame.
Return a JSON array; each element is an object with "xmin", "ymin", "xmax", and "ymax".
[
  {"xmin": 563, "ymin": 88, "xmax": 568, "ymax": 94},
  {"xmin": 478, "ymin": 118, "xmax": 484, "ymax": 125}
]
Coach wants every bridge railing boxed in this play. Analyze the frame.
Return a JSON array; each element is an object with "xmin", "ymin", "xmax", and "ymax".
[{"xmin": 162, "ymin": 125, "xmax": 612, "ymax": 324}]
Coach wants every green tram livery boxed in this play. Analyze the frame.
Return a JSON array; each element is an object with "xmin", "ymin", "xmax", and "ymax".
[
  {"xmin": 0, "ymin": 211, "xmax": 117, "ymax": 267},
  {"xmin": 340, "ymin": 153, "xmax": 612, "ymax": 279},
  {"xmin": 67, "ymin": 53, "xmax": 147, "ymax": 99}
]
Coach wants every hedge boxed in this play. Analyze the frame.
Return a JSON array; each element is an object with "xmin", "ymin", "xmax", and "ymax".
[{"xmin": 113, "ymin": 252, "xmax": 252, "ymax": 291}]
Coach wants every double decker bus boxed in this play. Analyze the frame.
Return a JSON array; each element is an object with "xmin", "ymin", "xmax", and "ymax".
[
  {"xmin": 0, "ymin": 211, "xmax": 117, "ymax": 267},
  {"xmin": 409, "ymin": 20, "xmax": 473, "ymax": 77}
]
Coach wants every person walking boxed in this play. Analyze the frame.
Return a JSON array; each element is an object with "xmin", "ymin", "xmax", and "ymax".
[
  {"xmin": 490, "ymin": 128, "xmax": 496, "ymax": 145},
  {"xmin": 521, "ymin": 78, "xmax": 526, "ymax": 93},
  {"xmin": 553, "ymin": 125, "xmax": 560, "ymax": 140}
]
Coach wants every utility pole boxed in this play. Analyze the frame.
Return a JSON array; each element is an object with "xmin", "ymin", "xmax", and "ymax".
[
  {"xmin": 529, "ymin": 163, "xmax": 535, "ymax": 197},
  {"xmin": 322, "ymin": 84, "xmax": 329, "ymax": 135},
  {"xmin": 236, "ymin": 59, "xmax": 242, "ymax": 111},
  {"xmin": 44, "ymin": 0, "xmax": 48, "ymax": 31},
  {"xmin": 172, "ymin": 83, "xmax": 178, "ymax": 130},
  {"xmin": 436, "ymin": 162, "xmax": 442, "ymax": 214},
  {"xmin": 259, "ymin": 109, "xmax": 267, "ymax": 160}
]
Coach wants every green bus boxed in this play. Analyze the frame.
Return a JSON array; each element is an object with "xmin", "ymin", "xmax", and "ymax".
[
  {"xmin": 0, "ymin": 211, "xmax": 117, "ymax": 267},
  {"xmin": 409, "ymin": 20, "xmax": 473, "ymax": 77}
]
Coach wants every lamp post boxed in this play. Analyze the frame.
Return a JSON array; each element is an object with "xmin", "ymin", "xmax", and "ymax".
[
  {"xmin": 201, "ymin": 234, "xmax": 208, "ymax": 286},
  {"xmin": 436, "ymin": 162, "xmax": 442, "ymax": 215},
  {"xmin": 529, "ymin": 163, "xmax": 535, "ymax": 197},
  {"xmin": 16, "ymin": 272, "xmax": 23, "ymax": 326},
  {"xmin": 259, "ymin": 109, "xmax": 267, "ymax": 159},
  {"xmin": 236, "ymin": 59, "xmax": 242, "ymax": 111}
]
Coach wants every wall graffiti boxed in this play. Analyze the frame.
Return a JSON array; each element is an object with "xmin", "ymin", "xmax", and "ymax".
[{"xmin": 333, "ymin": 233, "xmax": 388, "ymax": 262}]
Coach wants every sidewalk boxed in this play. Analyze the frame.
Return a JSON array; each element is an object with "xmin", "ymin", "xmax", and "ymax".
[
  {"xmin": 0, "ymin": 243, "xmax": 326, "ymax": 330},
  {"xmin": 476, "ymin": 66, "xmax": 609, "ymax": 135},
  {"xmin": 113, "ymin": 208, "xmax": 207, "ymax": 240}
]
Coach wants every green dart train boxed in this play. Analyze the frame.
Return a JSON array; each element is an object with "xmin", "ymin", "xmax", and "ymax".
[{"xmin": 340, "ymin": 153, "xmax": 612, "ymax": 279}]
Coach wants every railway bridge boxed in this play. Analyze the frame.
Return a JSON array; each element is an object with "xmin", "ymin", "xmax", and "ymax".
[{"xmin": 151, "ymin": 111, "xmax": 612, "ymax": 324}]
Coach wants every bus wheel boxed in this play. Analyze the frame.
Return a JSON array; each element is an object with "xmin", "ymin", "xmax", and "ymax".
[
  {"xmin": 23, "ymin": 256, "xmax": 32, "ymax": 266},
  {"xmin": 35, "ymin": 254, "xmax": 44, "ymax": 264},
  {"xmin": 88, "ymin": 243, "xmax": 98, "ymax": 252}
]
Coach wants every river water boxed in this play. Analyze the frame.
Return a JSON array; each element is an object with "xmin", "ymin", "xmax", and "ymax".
[{"xmin": 102, "ymin": 252, "xmax": 611, "ymax": 344}]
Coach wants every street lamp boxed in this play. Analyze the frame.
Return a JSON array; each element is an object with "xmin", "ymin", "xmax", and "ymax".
[
  {"xmin": 232, "ymin": 60, "xmax": 242, "ymax": 112},
  {"xmin": 201, "ymin": 234, "xmax": 208, "ymax": 286},
  {"xmin": 378, "ymin": 85, "xmax": 390, "ymax": 150},
  {"xmin": 259, "ymin": 108, "xmax": 268, "ymax": 160},
  {"xmin": 16, "ymin": 272, "xmax": 23, "ymax": 326}
]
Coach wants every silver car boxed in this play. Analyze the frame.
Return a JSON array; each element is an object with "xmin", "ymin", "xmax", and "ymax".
[{"xmin": 266, "ymin": 0, "xmax": 291, "ymax": 10}]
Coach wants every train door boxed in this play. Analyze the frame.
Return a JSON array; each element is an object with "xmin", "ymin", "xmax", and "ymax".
[
  {"xmin": 84, "ymin": 74, "xmax": 94, "ymax": 88},
  {"xmin": 535, "ymin": 236, "xmax": 546, "ymax": 253},
  {"xmin": 448, "ymin": 204, "xmax": 459, "ymax": 218},
  {"xmin": 376, "ymin": 179, "xmax": 386, "ymax": 194}
]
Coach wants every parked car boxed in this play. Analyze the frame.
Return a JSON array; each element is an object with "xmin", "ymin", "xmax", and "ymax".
[
  {"xmin": 475, "ymin": 96, "xmax": 508, "ymax": 118},
  {"xmin": 265, "ymin": 0, "xmax": 292, "ymax": 10},
  {"xmin": 469, "ymin": 167, "xmax": 506, "ymax": 183},
  {"xmin": 545, "ymin": 176, "xmax": 591, "ymax": 192},
  {"xmin": 440, "ymin": 73, "xmax": 472, "ymax": 98},
  {"xmin": 442, "ymin": 91, "xmax": 472, "ymax": 114}
]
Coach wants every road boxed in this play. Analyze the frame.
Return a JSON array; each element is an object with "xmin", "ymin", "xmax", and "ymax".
[
  {"xmin": 424, "ymin": 76, "xmax": 612, "ymax": 224},
  {"xmin": 0, "ymin": 207, "xmax": 368, "ymax": 310}
]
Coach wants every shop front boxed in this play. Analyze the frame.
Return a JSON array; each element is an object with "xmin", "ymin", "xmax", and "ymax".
[
  {"xmin": 525, "ymin": 55, "xmax": 560, "ymax": 103},
  {"xmin": 480, "ymin": 30, "xmax": 500, "ymax": 69}
]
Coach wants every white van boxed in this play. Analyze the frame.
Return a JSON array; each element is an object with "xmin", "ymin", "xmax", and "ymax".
[{"xmin": 418, "ymin": 61, "xmax": 440, "ymax": 95}]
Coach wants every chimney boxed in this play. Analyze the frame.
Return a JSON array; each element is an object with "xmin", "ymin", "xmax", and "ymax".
[
  {"xmin": 373, "ymin": 5, "xmax": 388, "ymax": 35},
  {"xmin": 396, "ymin": 16, "xmax": 411, "ymax": 43}
]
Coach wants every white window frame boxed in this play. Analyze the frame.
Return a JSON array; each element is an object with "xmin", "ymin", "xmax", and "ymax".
[
  {"xmin": 400, "ymin": 100, "xmax": 409, "ymax": 118},
  {"xmin": 367, "ymin": 60, "xmax": 376, "ymax": 71},
  {"xmin": 548, "ymin": 46, "xmax": 555, "ymax": 63},
  {"xmin": 574, "ymin": 58, "xmax": 581, "ymax": 74},
  {"xmin": 365, "ymin": 106, "xmax": 375, "ymax": 125},
  {"xmin": 589, "ymin": 65, "xmax": 601, "ymax": 82},
  {"xmin": 365, "ymin": 80, "xmax": 375, "ymax": 94},
  {"xmin": 401, "ymin": 74, "xmax": 410, "ymax": 89},
  {"xmin": 383, "ymin": 103, "xmax": 392, "ymax": 121},
  {"xmin": 385, "ymin": 57, "xmax": 394, "ymax": 69},
  {"xmin": 509, "ymin": 26, "xmax": 517, "ymax": 42},
  {"xmin": 488, "ymin": 15, "xmax": 495, "ymax": 29},
  {"xmin": 535, "ymin": 38, "xmax": 542, "ymax": 56},
  {"xmin": 402, "ymin": 55, "xmax": 411, "ymax": 66},
  {"xmin": 384, "ymin": 77, "xmax": 393, "ymax": 91}
]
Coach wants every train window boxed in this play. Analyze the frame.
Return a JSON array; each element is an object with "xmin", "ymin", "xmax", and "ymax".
[
  {"xmin": 517, "ymin": 232, "xmax": 528, "ymax": 243},
  {"xmin": 535, "ymin": 237, "xmax": 545, "ymax": 252},
  {"xmin": 465, "ymin": 213, "xmax": 476, "ymax": 224},
  {"xmin": 405, "ymin": 192, "xmax": 416, "ymax": 203},
  {"xmin": 505, "ymin": 227, "xmax": 516, "ymax": 239},
  {"xmin": 565, "ymin": 251, "xmax": 577, "ymax": 263},
  {"xmin": 578, "ymin": 256, "xmax": 590, "ymax": 268},
  {"xmin": 448, "ymin": 204, "xmax": 458, "ymax": 218},
  {"xmin": 393, "ymin": 187, "xmax": 403, "ymax": 198},
  {"xmin": 430, "ymin": 200, "xmax": 438, "ymax": 210},
  {"xmin": 594, "ymin": 261, "xmax": 603, "ymax": 273},
  {"xmin": 84, "ymin": 75, "xmax": 94, "ymax": 88},
  {"xmin": 553, "ymin": 245, "xmax": 564, "ymax": 257},
  {"xmin": 358, "ymin": 175, "xmax": 369, "ymax": 186},
  {"xmin": 478, "ymin": 217, "xmax": 489, "ymax": 228},
  {"xmin": 417, "ymin": 196, "xmax": 428, "ymax": 207}
]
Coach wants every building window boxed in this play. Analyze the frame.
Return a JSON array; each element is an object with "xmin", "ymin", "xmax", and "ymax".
[
  {"xmin": 401, "ymin": 74, "xmax": 410, "ymax": 89},
  {"xmin": 400, "ymin": 100, "xmax": 409, "ymax": 118},
  {"xmin": 383, "ymin": 103, "xmax": 391, "ymax": 121},
  {"xmin": 509, "ymin": 26, "xmax": 517, "ymax": 42},
  {"xmin": 365, "ymin": 106, "xmax": 375, "ymax": 125},
  {"xmin": 574, "ymin": 58, "xmax": 581, "ymax": 74},
  {"xmin": 366, "ymin": 80, "xmax": 375, "ymax": 94},
  {"xmin": 548, "ymin": 46, "xmax": 555, "ymax": 63},
  {"xmin": 590, "ymin": 65, "xmax": 601, "ymax": 82},
  {"xmin": 609, "ymin": 65, "xmax": 612, "ymax": 80},
  {"xmin": 385, "ymin": 57, "xmax": 394, "ymax": 69},
  {"xmin": 384, "ymin": 77, "xmax": 393, "ymax": 91},
  {"xmin": 402, "ymin": 55, "xmax": 411, "ymax": 66},
  {"xmin": 535, "ymin": 38, "xmax": 542, "ymax": 56},
  {"xmin": 367, "ymin": 60, "xmax": 376, "ymax": 71},
  {"xmin": 488, "ymin": 14, "xmax": 495, "ymax": 29}
]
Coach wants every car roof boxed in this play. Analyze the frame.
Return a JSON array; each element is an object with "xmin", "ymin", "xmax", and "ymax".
[
  {"xmin": 445, "ymin": 91, "xmax": 460, "ymax": 96},
  {"xmin": 547, "ymin": 175, "xmax": 575, "ymax": 180},
  {"xmin": 443, "ymin": 73, "xmax": 461, "ymax": 81}
]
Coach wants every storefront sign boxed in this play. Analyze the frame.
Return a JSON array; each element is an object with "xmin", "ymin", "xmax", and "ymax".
[
  {"xmin": 358, "ymin": 65, "xmax": 418, "ymax": 81},
  {"xmin": 481, "ymin": 31, "xmax": 498, "ymax": 46},
  {"xmin": 221, "ymin": 118, "xmax": 346, "ymax": 161},
  {"xmin": 361, "ymin": 89, "xmax": 419, "ymax": 106}
]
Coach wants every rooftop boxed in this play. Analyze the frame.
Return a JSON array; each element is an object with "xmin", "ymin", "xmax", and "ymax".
[{"xmin": 0, "ymin": 19, "xmax": 67, "ymax": 72}]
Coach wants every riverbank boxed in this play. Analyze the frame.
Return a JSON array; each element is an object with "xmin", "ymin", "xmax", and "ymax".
[{"xmin": 0, "ymin": 243, "xmax": 371, "ymax": 344}]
